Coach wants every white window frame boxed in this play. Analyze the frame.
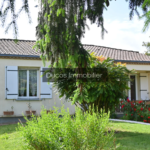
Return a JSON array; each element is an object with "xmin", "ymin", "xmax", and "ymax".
[{"xmin": 18, "ymin": 68, "xmax": 39, "ymax": 99}]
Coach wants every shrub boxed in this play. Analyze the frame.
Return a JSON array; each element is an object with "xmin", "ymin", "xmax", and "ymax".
[
  {"xmin": 54, "ymin": 53, "xmax": 133, "ymax": 113},
  {"xmin": 18, "ymin": 106, "xmax": 114, "ymax": 150},
  {"xmin": 121, "ymin": 98, "xmax": 150, "ymax": 123}
]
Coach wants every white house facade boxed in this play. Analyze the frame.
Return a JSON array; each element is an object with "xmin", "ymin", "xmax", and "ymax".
[
  {"xmin": 83, "ymin": 44, "xmax": 150, "ymax": 101},
  {"xmin": 0, "ymin": 39, "xmax": 150, "ymax": 123},
  {"xmin": 0, "ymin": 39, "xmax": 75, "ymax": 122}
]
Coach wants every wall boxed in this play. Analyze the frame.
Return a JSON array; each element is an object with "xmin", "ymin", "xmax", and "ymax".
[
  {"xmin": 126, "ymin": 64, "xmax": 150, "ymax": 100},
  {"xmin": 0, "ymin": 58, "xmax": 75, "ymax": 117},
  {"xmin": 126, "ymin": 64, "xmax": 150, "ymax": 71}
]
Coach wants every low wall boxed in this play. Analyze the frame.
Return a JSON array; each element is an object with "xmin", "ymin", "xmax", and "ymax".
[{"xmin": 0, "ymin": 116, "xmax": 28, "ymax": 125}]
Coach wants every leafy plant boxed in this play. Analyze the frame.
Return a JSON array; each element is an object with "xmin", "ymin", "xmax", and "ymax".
[
  {"xmin": 53, "ymin": 53, "xmax": 133, "ymax": 113},
  {"xmin": 121, "ymin": 98, "xmax": 150, "ymax": 123},
  {"xmin": 18, "ymin": 106, "xmax": 114, "ymax": 150},
  {"xmin": 27, "ymin": 102, "xmax": 32, "ymax": 111}
]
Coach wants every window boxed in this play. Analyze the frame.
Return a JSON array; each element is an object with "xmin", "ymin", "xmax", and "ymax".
[
  {"xmin": 6, "ymin": 66, "xmax": 52, "ymax": 100},
  {"xmin": 18, "ymin": 69, "xmax": 38, "ymax": 98}
]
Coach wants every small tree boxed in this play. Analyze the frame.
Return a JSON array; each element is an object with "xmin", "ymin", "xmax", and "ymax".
[{"xmin": 52, "ymin": 53, "xmax": 133, "ymax": 112}]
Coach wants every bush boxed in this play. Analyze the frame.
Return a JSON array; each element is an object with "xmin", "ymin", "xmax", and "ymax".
[
  {"xmin": 18, "ymin": 106, "xmax": 114, "ymax": 150},
  {"xmin": 121, "ymin": 98, "xmax": 150, "ymax": 123},
  {"xmin": 54, "ymin": 53, "xmax": 132, "ymax": 113}
]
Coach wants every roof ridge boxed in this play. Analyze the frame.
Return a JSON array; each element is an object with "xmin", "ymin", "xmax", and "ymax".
[
  {"xmin": 0, "ymin": 38, "xmax": 36, "ymax": 42},
  {"xmin": 83, "ymin": 44, "xmax": 139, "ymax": 53}
]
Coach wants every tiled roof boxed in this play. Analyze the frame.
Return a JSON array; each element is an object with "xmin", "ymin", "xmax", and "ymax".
[
  {"xmin": 0, "ymin": 39, "xmax": 39, "ymax": 57},
  {"xmin": 0, "ymin": 39, "xmax": 150, "ymax": 62},
  {"xmin": 83, "ymin": 44, "xmax": 150, "ymax": 62}
]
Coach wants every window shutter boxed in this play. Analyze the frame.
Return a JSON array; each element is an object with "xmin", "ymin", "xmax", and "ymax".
[
  {"xmin": 40, "ymin": 67, "xmax": 52, "ymax": 99},
  {"xmin": 6, "ymin": 66, "xmax": 18, "ymax": 99}
]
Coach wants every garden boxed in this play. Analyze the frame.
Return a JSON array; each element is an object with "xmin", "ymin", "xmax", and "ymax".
[
  {"xmin": 0, "ymin": 0, "xmax": 150, "ymax": 149},
  {"xmin": 1, "ymin": 45, "xmax": 149, "ymax": 149},
  {"xmin": 1, "ymin": 100, "xmax": 150, "ymax": 150},
  {"xmin": 121, "ymin": 98, "xmax": 150, "ymax": 123},
  {"xmin": 0, "ymin": 52, "xmax": 141, "ymax": 150},
  {"xmin": 0, "ymin": 114, "xmax": 150, "ymax": 150}
]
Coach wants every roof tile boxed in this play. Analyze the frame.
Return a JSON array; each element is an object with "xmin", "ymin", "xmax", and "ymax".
[{"xmin": 0, "ymin": 39, "xmax": 150, "ymax": 62}]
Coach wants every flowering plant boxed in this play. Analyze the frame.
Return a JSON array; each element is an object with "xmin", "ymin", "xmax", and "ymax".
[{"xmin": 121, "ymin": 98, "xmax": 150, "ymax": 123}]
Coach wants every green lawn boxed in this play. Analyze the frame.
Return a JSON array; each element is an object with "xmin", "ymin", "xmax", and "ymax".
[
  {"xmin": 109, "ymin": 121, "xmax": 150, "ymax": 150},
  {"xmin": 0, "ymin": 121, "xmax": 150, "ymax": 150},
  {"xmin": 0, "ymin": 124, "xmax": 24, "ymax": 150}
]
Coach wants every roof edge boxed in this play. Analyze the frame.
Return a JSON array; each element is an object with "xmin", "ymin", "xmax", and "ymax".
[
  {"xmin": 0, "ymin": 38, "xmax": 36, "ymax": 42},
  {"xmin": 0, "ymin": 54, "xmax": 40, "ymax": 58},
  {"xmin": 114, "ymin": 60, "xmax": 150, "ymax": 63},
  {"xmin": 1, "ymin": 54, "xmax": 150, "ymax": 63}
]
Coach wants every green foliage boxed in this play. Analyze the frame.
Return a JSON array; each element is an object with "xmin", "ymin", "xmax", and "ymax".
[
  {"xmin": 142, "ymin": 38, "xmax": 150, "ymax": 56},
  {"xmin": 110, "ymin": 105, "xmax": 118, "ymax": 119},
  {"xmin": 34, "ymin": 0, "xmax": 148, "ymax": 68},
  {"xmin": 138, "ymin": 0, "xmax": 150, "ymax": 57},
  {"xmin": 141, "ymin": 0, "xmax": 150, "ymax": 32},
  {"xmin": 0, "ymin": 0, "xmax": 147, "ymax": 40},
  {"xmin": 53, "ymin": 54, "xmax": 132, "ymax": 112},
  {"xmin": 121, "ymin": 99, "xmax": 150, "ymax": 123},
  {"xmin": 0, "ymin": 133, "xmax": 9, "ymax": 140},
  {"xmin": 127, "ymin": 0, "xmax": 147, "ymax": 20},
  {"xmin": 35, "ymin": 0, "xmax": 101, "ymax": 67},
  {"xmin": 17, "ymin": 106, "xmax": 114, "ymax": 150},
  {"xmin": 0, "ymin": 0, "xmax": 31, "ymax": 38}
]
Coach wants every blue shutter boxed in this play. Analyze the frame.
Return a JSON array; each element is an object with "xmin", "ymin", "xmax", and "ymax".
[
  {"xmin": 6, "ymin": 66, "xmax": 18, "ymax": 99},
  {"xmin": 40, "ymin": 67, "xmax": 52, "ymax": 99}
]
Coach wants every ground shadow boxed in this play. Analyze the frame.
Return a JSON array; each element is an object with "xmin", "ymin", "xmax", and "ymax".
[{"xmin": 114, "ymin": 131, "xmax": 150, "ymax": 150}]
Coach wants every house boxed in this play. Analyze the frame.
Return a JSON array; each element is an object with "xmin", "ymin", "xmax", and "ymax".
[
  {"xmin": 83, "ymin": 44, "xmax": 150, "ymax": 101},
  {"xmin": 0, "ymin": 39, "xmax": 76, "ymax": 124},
  {"xmin": 0, "ymin": 39, "xmax": 150, "ymax": 123}
]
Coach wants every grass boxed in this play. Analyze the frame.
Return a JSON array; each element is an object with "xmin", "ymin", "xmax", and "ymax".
[
  {"xmin": 109, "ymin": 121, "xmax": 150, "ymax": 150},
  {"xmin": 0, "ymin": 121, "xmax": 150, "ymax": 150},
  {"xmin": 0, "ymin": 124, "xmax": 24, "ymax": 150}
]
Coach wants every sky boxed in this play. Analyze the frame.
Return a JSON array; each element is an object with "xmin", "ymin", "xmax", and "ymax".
[{"xmin": 0, "ymin": 0, "xmax": 150, "ymax": 53}]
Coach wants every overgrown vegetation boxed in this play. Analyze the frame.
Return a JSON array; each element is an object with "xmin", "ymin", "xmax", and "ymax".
[
  {"xmin": 121, "ymin": 99, "xmax": 150, "ymax": 123},
  {"xmin": 1, "ymin": 120, "xmax": 150, "ymax": 150},
  {"xmin": 52, "ymin": 53, "xmax": 132, "ymax": 112},
  {"xmin": 17, "ymin": 106, "xmax": 114, "ymax": 150}
]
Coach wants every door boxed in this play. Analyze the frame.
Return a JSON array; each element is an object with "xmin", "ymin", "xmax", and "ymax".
[
  {"xmin": 130, "ymin": 75, "xmax": 136, "ymax": 101},
  {"xmin": 140, "ymin": 73, "xmax": 149, "ymax": 100}
]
